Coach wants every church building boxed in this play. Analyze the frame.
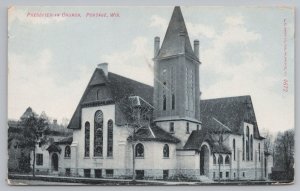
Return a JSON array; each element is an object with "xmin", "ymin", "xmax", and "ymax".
[{"xmin": 35, "ymin": 6, "xmax": 273, "ymax": 181}]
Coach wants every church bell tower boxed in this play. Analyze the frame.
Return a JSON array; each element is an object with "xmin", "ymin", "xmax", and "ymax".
[{"xmin": 153, "ymin": 6, "xmax": 201, "ymax": 124}]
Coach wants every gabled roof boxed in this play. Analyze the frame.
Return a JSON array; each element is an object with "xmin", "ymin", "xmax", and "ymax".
[
  {"xmin": 183, "ymin": 130, "xmax": 209, "ymax": 150},
  {"xmin": 184, "ymin": 130, "xmax": 231, "ymax": 154},
  {"xmin": 127, "ymin": 125, "xmax": 180, "ymax": 144},
  {"xmin": 201, "ymin": 95, "xmax": 262, "ymax": 139},
  {"xmin": 156, "ymin": 6, "xmax": 198, "ymax": 61},
  {"xmin": 68, "ymin": 68, "xmax": 153, "ymax": 129}
]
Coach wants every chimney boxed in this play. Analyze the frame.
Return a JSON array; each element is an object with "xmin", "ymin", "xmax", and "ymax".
[
  {"xmin": 53, "ymin": 119, "xmax": 57, "ymax": 125},
  {"xmin": 154, "ymin": 36, "xmax": 160, "ymax": 57},
  {"xmin": 97, "ymin": 63, "xmax": 108, "ymax": 77},
  {"xmin": 194, "ymin": 40, "xmax": 199, "ymax": 59},
  {"xmin": 179, "ymin": 31, "xmax": 186, "ymax": 53}
]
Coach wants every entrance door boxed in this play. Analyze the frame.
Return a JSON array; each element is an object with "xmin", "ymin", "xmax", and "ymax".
[
  {"xmin": 200, "ymin": 145, "xmax": 209, "ymax": 176},
  {"xmin": 52, "ymin": 153, "xmax": 59, "ymax": 171}
]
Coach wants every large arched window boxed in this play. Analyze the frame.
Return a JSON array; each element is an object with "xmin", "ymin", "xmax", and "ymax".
[
  {"xmin": 242, "ymin": 134, "xmax": 245, "ymax": 160},
  {"xmin": 94, "ymin": 110, "xmax": 103, "ymax": 157},
  {"xmin": 246, "ymin": 140, "xmax": 249, "ymax": 161},
  {"xmin": 172, "ymin": 94, "xmax": 175, "ymax": 110},
  {"xmin": 163, "ymin": 94, "xmax": 166, "ymax": 111},
  {"xmin": 233, "ymin": 139, "xmax": 236, "ymax": 161},
  {"xmin": 84, "ymin": 122, "xmax": 90, "ymax": 157},
  {"xmin": 213, "ymin": 154, "xmax": 217, "ymax": 164},
  {"xmin": 218, "ymin": 155, "xmax": 223, "ymax": 165},
  {"xmin": 250, "ymin": 135, "xmax": 253, "ymax": 161},
  {"xmin": 225, "ymin": 155, "xmax": 230, "ymax": 164},
  {"xmin": 246, "ymin": 126, "xmax": 250, "ymax": 161},
  {"xmin": 163, "ymin": 144, "xmax": 169, "ymax": 158},
  {"xmin": 65, "ymin": 145, "xmax": 71, "ymax": 158},
  {"xmin": 135, "ymin": 143, "xmax": 144, "ymax": 158},
  {"xmin": 258, "ymin": 143, "xmax": 261, "ymax": 161},
  {"xmin": 107, "ymin": 119, "xmax": 113, "ymax": 157}
]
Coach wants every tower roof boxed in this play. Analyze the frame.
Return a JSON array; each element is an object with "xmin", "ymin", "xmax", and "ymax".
[{"xmin": 157, "ymin": 6, "xmax": 198, "ymax": 61}]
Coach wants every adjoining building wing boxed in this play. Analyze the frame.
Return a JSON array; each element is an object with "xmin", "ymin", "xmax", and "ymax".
[{"xmin": 201, "ymin": 95, "xmax": 263, "ymax": 139}]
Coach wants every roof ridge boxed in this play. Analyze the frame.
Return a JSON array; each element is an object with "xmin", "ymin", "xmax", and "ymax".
[
  {"xmin": 202, "ymin": 95, "xmax": 251, "ymax": 101},
  {"xmin": 108, "ymin": 72, "xmax": 153, "ymax": 89}
]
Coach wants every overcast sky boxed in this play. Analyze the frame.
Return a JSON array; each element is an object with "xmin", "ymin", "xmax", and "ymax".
[{"xmin": 8, "ymin": 6, "xmax": 294, "ymax": 135}]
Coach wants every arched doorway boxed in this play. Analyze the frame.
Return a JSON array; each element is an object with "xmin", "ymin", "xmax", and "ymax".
[
  {"xmin": 200, "ymin": 145, "xmax": 209, "ymax": 176},
  {"xmin": 52, "ymin": 153, "xmax": 59, "ymax": 171}
]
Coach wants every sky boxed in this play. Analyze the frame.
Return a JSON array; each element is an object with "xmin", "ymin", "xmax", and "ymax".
[{"xmin": 8, "ymin": 6, "xmax": 294, "ymax": 135}]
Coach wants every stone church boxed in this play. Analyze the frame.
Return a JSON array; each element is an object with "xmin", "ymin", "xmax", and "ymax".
[{"xmin": 33, "ymin": 6, "xmax": 273, "ymax": 181}]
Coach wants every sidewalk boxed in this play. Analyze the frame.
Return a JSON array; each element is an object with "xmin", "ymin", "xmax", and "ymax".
[
  {"xmin": 8, "ymin": 174, "xmax": 200, "ymax": 185},
  {"xmin": 8, "ymin": 173, "xmax": 276, "ymax": 185}
]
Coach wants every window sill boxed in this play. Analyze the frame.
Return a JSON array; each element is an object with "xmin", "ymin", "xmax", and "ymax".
[
  {"xmin": 135, "ymin": 157, "xmax": 144, "ymax": 159},
  {"xmin": 106, "ymin": 156, "xmax": 113, "ymax": 159},
  {"xmin": 170, "ymin": 132, "xmax": 175, "ymax": 134},
  {"xmin": 93, "ymin": 157, "xmax": 104, "ymax": 159},
  {"xmin": 163, "ymin": 157, "xmax": 170, "ymax": 159},
  {"xmin": 83, "ymin": 157, "xmax": 90, "ymax": 159},
  {"xmin": 64, "ymin": 157, "xmax": 71, "ymax": 159}
]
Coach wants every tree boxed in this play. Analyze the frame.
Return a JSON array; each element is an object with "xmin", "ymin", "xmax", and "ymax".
[
  {"xmin": 261, "ymin": 129, "xmax": 274, "ymax": 154},
  {"xmin": 117, "ymin": 96, "xmax": 153, "ymax": 181},
  {"xmin": 208, "ymin": 117, "xmax": 231, "ymax": 182},
  {"xmin": 18, "ymin": 112, "xmax": 49, "ymax": 176},
  {"xmin": 273, "ymin": 129, "xmax": 294, "ymax": 180}
]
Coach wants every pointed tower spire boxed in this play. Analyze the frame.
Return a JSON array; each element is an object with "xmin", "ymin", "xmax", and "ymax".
[{"xmin": 156, "ymin": 6, "xmax": 198, "ymax": 61}]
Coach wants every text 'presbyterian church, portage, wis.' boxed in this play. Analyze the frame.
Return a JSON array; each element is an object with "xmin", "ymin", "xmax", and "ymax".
[{"xmin": 29, "ymin": 6, "xmax": 273, "ymax": 181}]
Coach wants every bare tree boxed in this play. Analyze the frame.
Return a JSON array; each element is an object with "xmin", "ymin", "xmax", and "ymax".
[
  {"xmin": 273, "ymin": 129, "xmax": 294, "ymax": 179},
  {"xmin": 117, "ymin": 96, "xmax": 153, "ymax": 181},
  {"xmin": 261, "ymin": 128, "xmax": 274, "ymax": 155},
  {"xmin": 208, "ymin": 118, "xmax": 231, "ymax": 182}
]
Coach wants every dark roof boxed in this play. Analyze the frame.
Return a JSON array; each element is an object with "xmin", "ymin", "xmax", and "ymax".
[
  {"xmin": 184, "ymin": 130, "xmax": 209, "ymax": 150},
  {"xmin": 156, "ymin": 6, "xmax": 199, "ymax": 61},
  {"xmin": 127, "ymin": 125, "xmax": 180, "ymax": 144},
  {"xmin": 46, "ymin": 144, "xmax": 62, "ymax": 153},
  {"xmin": 201, "ymin": 95, "xmax": 262, "ymax": 139},
  {"xmin": 184, "ymin": 130, "xmax": 231, "ymax": 154},
  {"xmin": 56, "ymin": 136, "xmax": 73, "ymax": 145},
  {"xmin": 68, "ymin": 68, "xmax": 153, "ymax": 129}
]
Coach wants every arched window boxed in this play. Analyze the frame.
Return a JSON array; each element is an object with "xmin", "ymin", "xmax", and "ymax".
[
  {"xmin": 213, "ymin": 154, "xmax": 216, "ymax": 164},
  {"xmin": 172, "ymin": 94, "xmax": 175, "ymax": 110},
  {"xmin": 163, "ymin": 94, "xmax": 166, "ymax": 111},
  {"xmin": 225, "ymin": 155, "xmax": 230, "ymax": 164},
  {"xmin": 163, "ymin": 144, "xmax": 169, "ymax": 158},
  {"xmin": 218, "ymin": 155, "xmax": 223, "ymax": 164},
  {"xmin": 84, "ymin": 122, "xmax": 90, "ymax": 157},
  {"xmin": 65, "ymin": 145, "xmax": 71, "ymax": 158},
  {"xmin": 250, "ymin": 135, "xmax": 253, "ymax": 161},
  {"xmin": 107, "ymin": 119, "xmax": 113, "ymax": 157},
  {"xmin": 246, "ymin": 126, "xmax": 250, "ymax": 161},
  {"xmin": 258, "ymin": 143, "xmax": 261, "ymax": 161},
  {"xmin": 94, "ymin": 110, "xmax": 103, "ymax": 157},
  {"xmin": 246, "ymin": 140, "xmax": 249, "ymax": 161},
  {"xmin": 242, "ymin": 134, "xmax": 245, "ymax": 160},
  {"xmin": 135, "ymin": 143, "xmax": 144, "ymax": 158},
  {"xmin": 233, "ymin": 139, "xmax": 236, "ymax": 161}
]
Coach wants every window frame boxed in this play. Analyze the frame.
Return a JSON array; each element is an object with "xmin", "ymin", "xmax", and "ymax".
[{"xmin": 135, "ymin": 143, "xmax": 145, "ymax": 158}]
